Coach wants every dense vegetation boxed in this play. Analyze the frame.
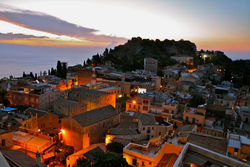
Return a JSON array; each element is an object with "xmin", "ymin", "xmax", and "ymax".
[
  {"xmin": 106, "ymin": 142, "xmax": 124, "ymax": 153},
  {"xmin": 77, "ymin": 151, "xmax": 128, "ymax": 167},
  {"xmin": 22, "ymin": 60, "xmax": 68, "ymax": 79},
  {"xmin": 189, "ymin": 94, "xmax": 206, "ymax": 108},
  {"xmin": 88, "ymin": 37, "xmax": 197, "ymax": 73}
]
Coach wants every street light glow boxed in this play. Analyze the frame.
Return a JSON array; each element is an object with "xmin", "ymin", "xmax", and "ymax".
[{"xmin": 60, "ymin": 129, "xmax": 65, "ymax": 134}]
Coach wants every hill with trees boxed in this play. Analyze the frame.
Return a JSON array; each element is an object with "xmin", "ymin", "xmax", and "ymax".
[
  {"xmin": 88, "ymin": 37, "xmax": 197, "ymax": 72},
  {"xmin": 85, "ymin": 37, "xmax": 249, "ymax": 87}
]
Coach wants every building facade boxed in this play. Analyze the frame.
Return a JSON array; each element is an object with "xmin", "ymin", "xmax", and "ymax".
[
  {"xmin": 183, "ymin": 107, "xmax": 206, "ymax": 126},
  {"xmin": 61, "ymin": 105, "xmax": 120, "ymax": 152},
  {"xmin": 68, "ymin": 88, "xmax": 116, "ymax": 111},
  {"xmin": 144, "ymin": 58, "xmax": 158, "ymax": 74}
]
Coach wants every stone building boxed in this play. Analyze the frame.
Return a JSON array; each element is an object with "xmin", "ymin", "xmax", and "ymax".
[
  {"xmin": 144, "ymin": 58, "xmax": 158, "ymax": 74},
  {"xmin": 227, "ymin": 134, "xmax": 250, "ymax": 161},
  {"xmin": 0, "ymin": 130, "xmax": 13, "ymax": 148},
  {"xmin": 53, "ymin": 97, "xmax": 86, "ymax": 116},
  {"xmin": 75, "ymin": 70, "xmax": 93, "ymax": 86},
  {"xmin": 20, "ymin": 107, "xmax": 59, "ymax": 133},
  {"xmin": 183, "ymin": 106, "xmax": 206, "ymax": 126},
  {"xmin": 110, "ymin": 111, "xmax": 173, "ymax": 141},
  {"xmin": 123, "ymin": 138, "xmax": 183, "ymax": 167},
  {"xmin": 8, "ymin": 84, "xmax": 60, "ymax": 110},
  {"xmin": 68, "ymin": 88, "xmax": 116, "ymax": 111},
  {"xmin": 171, "ymin": 55, "xmax": 193, "ymax": 65},
  {"xmin": 61, "ymin": 105, "xmax": 120, "ymax": 151}
]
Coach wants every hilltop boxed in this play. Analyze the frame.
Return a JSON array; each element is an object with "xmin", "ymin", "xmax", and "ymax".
[
  {"xmin": 85, "ymin": 37, "xmax": 249, "ymax": 87},
  {"xmin": 88, "ymin": 37, "xmax": 197, "ymax": 72}
]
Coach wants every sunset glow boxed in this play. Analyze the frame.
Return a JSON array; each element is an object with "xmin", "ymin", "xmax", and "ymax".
[
  {"xmin": 0, "ymin": 0, "xmax": 249, "ymax": 52},
  {"xmin": 0, "ymin": 37, "xmax": 109, "ymax": 47}
]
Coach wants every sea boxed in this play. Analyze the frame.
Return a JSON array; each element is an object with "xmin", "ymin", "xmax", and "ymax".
[
  {"xmin": 0, "ymin": 44, "xmax": 105, "ymax": 78},
  {"xmin": 0, "ymin": 44, "xmax": 249, "ymax": 79}
]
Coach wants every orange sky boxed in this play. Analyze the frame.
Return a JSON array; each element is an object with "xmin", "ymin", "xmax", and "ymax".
[{"xmin": 0, "ymin": 1, "xmax": 249, "ymax": 52}]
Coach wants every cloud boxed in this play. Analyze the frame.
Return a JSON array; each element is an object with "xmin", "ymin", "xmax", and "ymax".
[
  {"xmin": 0, "ymin": 3, "xmax": 127, "ymax": 45},
  {"xmin": 0, "ymin": 32, "xmax": 109, "ymax": 47},
  {"xmin": 0, "ymin": 32, "xmax": 45, "ymax": 40}
]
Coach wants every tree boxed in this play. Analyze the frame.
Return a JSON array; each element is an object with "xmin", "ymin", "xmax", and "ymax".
[
  {"xmin": 30, "ymin": 72, "xmax": 34, "ymax": 79},
  {"xmin": 0, "ymin": 89, "xmax": 10, "ymax": 106},
  {"xmin": 106, "ymin": 142, "xmax": 124, "ymax": 153},
  {"xmin": 22, "ymin": 72, "xmax": 26, "ymax": 78},
  {"xmin": 92, "ymin": 54, "xmax": 101, "ymax": 65},
  {"xmin": 77, "ymin": 158, "xmax": 91, "ymax": 167},
  {"xmin": 92, "ymin": 152, "xmax": 128, "ymax": 167},
  {"xmin": 62, "ymin": 62, "xmax": 67, "ymax": 78},
  {"xmin": 56, "ymin": 60, "xmax": 62, "ymax": 77},
  {"xmin": 43, "ymin": 71, "xmax": 47, "ymax": 76},
  {"xmin": 103, "ymin": 48, "xmax": 109, "ymax": 57},
  {"xmin": 51, "ymin": 67, "xmax": 56, "ymax": 75},
  {"xmin": 55, "ymin": 61, "xmax": 67, "ymax": 78},
  {"xmin": 103, "ymin": 48, "xmax": 109, "ymax": 61},
  {"xmin": 77, "ymin": 152, "xmax": 128, "ymax": 167},
  {"xmin": 57, "ymin": 60, "xmax": 62, "ymax": 72},
  {"xmin": 86, "ymin": 58, "xmax": 92, "ymax": 65},
  {"xmin": 189, "ymin": 94, "xmax": 205, "ymax": 108}
]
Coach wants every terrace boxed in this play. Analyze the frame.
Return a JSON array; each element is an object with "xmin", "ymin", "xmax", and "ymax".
[
  {"xmin": 185, "ymin": 107, "xmax": 205, "ymax": 116},
  {"xmin": 124, "ymin": 138, "xmax": 164, "ymax": 158}
]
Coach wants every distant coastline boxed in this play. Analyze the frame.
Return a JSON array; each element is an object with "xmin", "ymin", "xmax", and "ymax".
[
  {"xmin": 0, "ymin": 43, "xmax": 249, "ymax": 79},
  {"xmin": 224, "ymin": 51, "xmax": 250, "ymax": 60},
  {"xmin": 0, "ymin": 43, "xmax": 105, "ymax": 78}
]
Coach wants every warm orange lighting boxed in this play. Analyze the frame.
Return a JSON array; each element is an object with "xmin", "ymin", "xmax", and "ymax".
[
  {"xmin": 0, "ymin": 38, "xmax": 109, "ymax": 47},
  {"xmin": 38, "ymin": 129, "xmax": 40, "ymax": 132},
  {"xmin": 188, "ymin": 68, "xmax": 197, "ymax": 73},
  {"xmin": 105, "ymin": 136, "xmax": 111, "ymax": 145},
  {"xmin": 105, "ymin": 135, "xmax": 115, "ymax": 145},
  {"xmin": 132, "ymin": 100, "xmax": 136, "ymax": 104},
  {"xmin": 60, "ymin": 129, "xmax": 65, "ymax": 134}
]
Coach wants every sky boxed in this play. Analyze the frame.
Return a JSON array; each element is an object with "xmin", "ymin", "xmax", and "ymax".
[{"xmin": 0, "ymin": 0, "xmax": 249, "ymax": 58}]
